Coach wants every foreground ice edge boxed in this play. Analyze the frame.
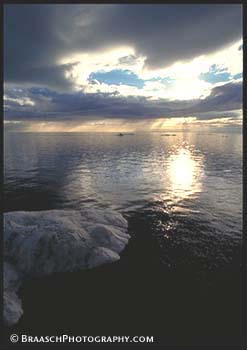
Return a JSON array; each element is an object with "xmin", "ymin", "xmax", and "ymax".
[{"xmin": 4, "ymin": 209, "xmax": 130, "ymax": 326}]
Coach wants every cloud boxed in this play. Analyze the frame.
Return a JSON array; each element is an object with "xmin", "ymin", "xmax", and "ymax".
[
  {"xmin": 83, "ymin": 4, "xmax": 242, "ymax": 69},
  {"xmin": 4, "ymin": 82, "xmax": 242, "ymax": 123},
  {"xmin": 4, "ymin": 4, "xmax": 242, "ymax": 89},
  {"xmin": 184, "ymin": 82, "xmax": 242, "ymax": 114},
  {"xmin": 4, "ymin": 4, "xmax": 242, "ymax": 129}
]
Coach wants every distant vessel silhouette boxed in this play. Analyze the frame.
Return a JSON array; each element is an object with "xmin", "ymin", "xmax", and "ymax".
[
  {"xmin": 161, "ymin": 133, "xmax": 176, "ymax": 136},
  {"xmin": 117, "ymin": 133, "xmax": 124, "ymax": 136}
]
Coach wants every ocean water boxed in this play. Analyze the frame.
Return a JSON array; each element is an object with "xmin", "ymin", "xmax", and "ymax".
[{"xmin": 4, "ymin": 131, "xmax": 242, "ymax": 271}]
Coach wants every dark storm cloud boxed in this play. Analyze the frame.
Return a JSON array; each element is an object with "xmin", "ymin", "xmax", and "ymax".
[
  {"xmin": 4, "ymin": 4, "xmax": 242, "ymax": 88},
  {"xmin": 4, "ymin": 82, "xmax": 242, "ymax": 122},
  {"xmin": 86, "ymin": 4, "xmax": 242, "ymax": 69},
  {"xmin": 4, "ymin": 5, "xmax": 80, "ymax": 90}
]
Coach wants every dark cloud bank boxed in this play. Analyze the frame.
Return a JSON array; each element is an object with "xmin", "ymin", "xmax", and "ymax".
[{"xmin": 4, "ymin": 82, "xmax": 242, "ymax": 122}]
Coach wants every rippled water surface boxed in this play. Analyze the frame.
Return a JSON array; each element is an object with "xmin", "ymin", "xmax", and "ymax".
[{"xmin": 4, "ymin": 131, "xmax": 242, "ymax": 271}]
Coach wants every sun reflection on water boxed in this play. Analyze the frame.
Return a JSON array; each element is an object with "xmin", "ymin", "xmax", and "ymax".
[{"xmin": 166, "ymin": 146, "xmax": 204, "ymax": 201}]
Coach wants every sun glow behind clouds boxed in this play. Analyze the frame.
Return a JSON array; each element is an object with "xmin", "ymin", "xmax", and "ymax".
[{"xmin": 60, "ymin": 40, "xmax": 242, "ymax": 102}]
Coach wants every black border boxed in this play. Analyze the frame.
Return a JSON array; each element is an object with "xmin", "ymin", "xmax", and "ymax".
[
  {"xmin": 1, "ymin": 1, "xmax": 246, "ymax": 350},
  {"xmin": 242, "ymin": 2, "xmax": 246, "ymax": 349}
]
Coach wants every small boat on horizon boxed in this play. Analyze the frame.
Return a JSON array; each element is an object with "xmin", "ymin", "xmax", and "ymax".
[{"xmin": 161, "ymin": 133, "xmax": 176, "ymax": 136}]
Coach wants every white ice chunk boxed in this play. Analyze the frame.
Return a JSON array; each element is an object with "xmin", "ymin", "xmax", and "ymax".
[
  {"xmin": 4, "ymin": 209, "xmax": 129, "ymax": 326},
  {"xmin": 4, "ymin": 263, "xmax": 23, "ymax": 327}
]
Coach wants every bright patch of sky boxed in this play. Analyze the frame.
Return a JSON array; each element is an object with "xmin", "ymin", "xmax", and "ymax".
[
  {"xmin": 233, "ymin": 73, "xmax": 242, "ymax": 80},
  {"xmin": 62, "ymin": 40, "xmax": 242, "ymax": 101},
  {"xmin": 200, "ymin": 65, "xmax": 231, "ymax": 84},
  {"xmin": 89, "ymin": 70, "xmax": 145, "ymax": 88},
  {"xmin": 199, "ymin": 63, "xmax": 243, "ymax": 84}
]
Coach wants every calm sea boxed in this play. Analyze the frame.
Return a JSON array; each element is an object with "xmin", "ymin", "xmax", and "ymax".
[{"xmin": 4, "ymin": 131, "xmax": 242, "ymax": 271}]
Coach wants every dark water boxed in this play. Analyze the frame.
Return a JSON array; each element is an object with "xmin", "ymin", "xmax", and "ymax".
[
  {"xmin": 4, "ymin": 131, "xmax": 242, "ymax": 271},
  {"xmin": 4, "ymin": 131, "xmax": 243, "ymax": 347}
]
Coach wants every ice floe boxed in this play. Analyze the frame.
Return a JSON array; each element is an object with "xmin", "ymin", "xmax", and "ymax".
[{"xmin": 4, "ymin": 209, "xmax": 129, "ymax": 326}]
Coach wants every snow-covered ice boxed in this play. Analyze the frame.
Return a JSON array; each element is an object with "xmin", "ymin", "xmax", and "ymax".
[
  {"xmin": 4, "ymin": 209, "xmax": 129, "ymax": 326},
  {"xmin": 4, "ymin": 262, "xmax": 23, "ymax": 326}
]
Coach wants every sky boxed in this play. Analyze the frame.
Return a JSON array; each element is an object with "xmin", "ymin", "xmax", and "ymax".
[{"xmin": 4, "ymin": 4, "xmax": 243, "ymax": 132}]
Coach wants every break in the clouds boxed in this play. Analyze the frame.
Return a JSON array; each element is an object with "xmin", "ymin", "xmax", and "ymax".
[{"xmin": 4, "ymin": 4, "xmax": 243, "ymax": 131}]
